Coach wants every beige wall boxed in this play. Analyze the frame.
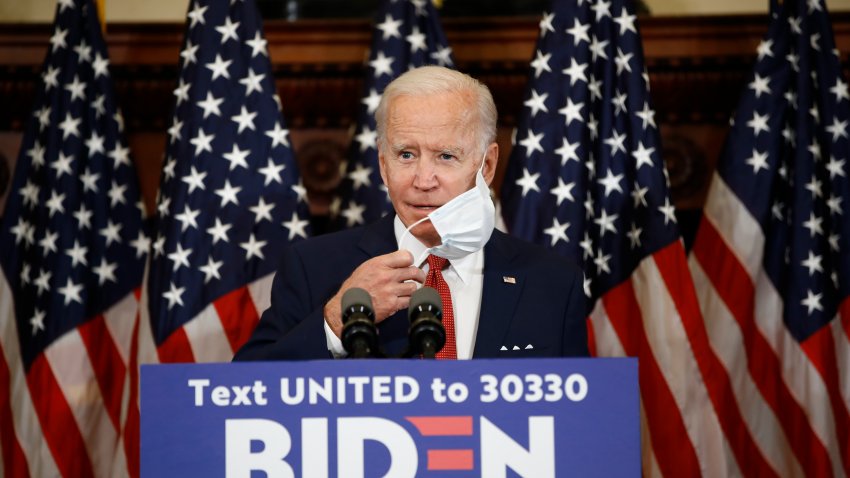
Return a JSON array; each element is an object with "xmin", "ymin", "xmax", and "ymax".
[
  {"xmin": 650, "ymin": 0, "xmax": 850, "ymax": 14},
  {"xmin": 2, "ymin": 0, "xmax": 850, "ymax": 23},
  {"xmin": 0, "ymin": 0, "xmax": 190, "ymax": 22}
]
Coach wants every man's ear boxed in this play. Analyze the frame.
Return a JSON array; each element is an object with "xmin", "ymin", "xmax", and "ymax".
[
  {"xmin": 483, "ymin": 142, "xmax": 499, "ymax": 185},
  {"xmin": 378, "ymin": 146, "xmax": 388, "ymax": 185}
]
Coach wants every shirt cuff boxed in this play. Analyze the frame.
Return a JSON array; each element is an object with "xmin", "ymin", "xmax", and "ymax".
[{"xmin": 323, "ymin": 319, "xmax": 348, "ymax": 358}]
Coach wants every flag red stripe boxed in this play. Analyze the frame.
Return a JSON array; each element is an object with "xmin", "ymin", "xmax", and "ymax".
[
  {"xmin": 665, "ymin": 239, "xmax": 779, "ymax": 477},
  {"xmin": 157, "ymin": 327, "xmax": 196, "ymax": 363},
  {"xmin": 26, "ymin": 353, "xmax": 95, "ymax": 477},
  {"xmin": 0, "ymin": 343, "xmax": 30, "ymax": 478},
  {"xmin": 601, "ymin": 279, "xmax": 702, "ymax": 476},
  {"xmin": 124, "ymin": 310, "xmax": 141, "ymax": 478},
  {"xmin": 213, "ymin": 286, "xmax": 260, "ymax": 353},
  {"xmin": 842, "ymin": 299, "xmax": 850, "ymax": 342},
  {"xmin": 78, "ymin": 314, "xmax": 126, "ymax": 432},
  {"xmin": 585, "ymin": 317, "xmax": 596, "ymax": 356},
  {"xmin": 800, "ymin": 319, "xmax": 850, "ymax": 476},
  {"xmin": 693, "ymin": 219, "xmax": 834, "ymax": 477}
]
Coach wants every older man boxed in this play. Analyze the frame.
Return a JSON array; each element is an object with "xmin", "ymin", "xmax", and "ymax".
[{"xmin": 234, "ymin": 66, "xmax": 587, "ymax": 360}]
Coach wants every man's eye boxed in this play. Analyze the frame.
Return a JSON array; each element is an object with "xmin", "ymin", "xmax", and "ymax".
[
  {"xmin": 439, "ymin": 153, "xmax": 455, "ymax": 161},
  {"xmin": 399, "ymin": 152, "xmax": 414, "ymax": 160}
]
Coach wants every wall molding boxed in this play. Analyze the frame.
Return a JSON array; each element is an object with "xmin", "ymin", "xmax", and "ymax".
[{"xmin": 2, "ymin": 14, "xmax": 848, "ymax": 214}]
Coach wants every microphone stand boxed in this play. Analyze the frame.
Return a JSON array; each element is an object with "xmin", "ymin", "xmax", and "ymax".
[
  {"xmin": 341, "ymin": 288, "xmax": 384, "ymax": 358},
  {"xmin": 403, "ymin": 287, "xmax": 445, "ymax": 359},
  {"xmin": 340, "ymin": 287, "xmax": 444, "ymax": 359}
]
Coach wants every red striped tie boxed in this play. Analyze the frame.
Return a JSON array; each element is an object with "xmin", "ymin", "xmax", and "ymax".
[{"xmin": 424, "ymin": 254, "xmax": 457, "ymax": 359}]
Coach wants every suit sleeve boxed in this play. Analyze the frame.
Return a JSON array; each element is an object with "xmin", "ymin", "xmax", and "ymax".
[
  {"xmin": 561, "ymin": 265, "xmax": 590, "ymax": 357},
  {"xmin": 233, "ymin": 245, "xmax": 334, "ymax": 361}
]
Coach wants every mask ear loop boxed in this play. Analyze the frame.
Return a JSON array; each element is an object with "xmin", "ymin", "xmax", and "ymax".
[
  {"xmin": 398, "ymin": 215, "xmax": 433, "ymax": 266},
  {"xmin": 476, "ymin": 149, "xmax": 487, "ymax": 175}
]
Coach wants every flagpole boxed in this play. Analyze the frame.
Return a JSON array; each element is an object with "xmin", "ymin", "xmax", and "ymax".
[{"xmin": 95, "ymin": 0, "xmax": 106, "ymax": 33}]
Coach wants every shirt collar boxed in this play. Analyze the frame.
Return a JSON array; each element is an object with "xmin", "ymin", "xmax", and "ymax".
[{"xmin": 393, "ymin": 215, "xmax": 483, "ymax": 285}]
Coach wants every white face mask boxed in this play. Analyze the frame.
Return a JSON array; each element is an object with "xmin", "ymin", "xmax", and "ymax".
[{"xmin": 399, "ymin": 152, "xmax": 496, "ymax": 263}]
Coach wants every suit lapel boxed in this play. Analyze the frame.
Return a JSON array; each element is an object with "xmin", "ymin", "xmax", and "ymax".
[
  {"xmin": 357, "ymin": 214, "xmax": 397, "ymax": 258},
  {"xmin": 473, "ymin": 231, "xmax": 524, "ymax": 358}
]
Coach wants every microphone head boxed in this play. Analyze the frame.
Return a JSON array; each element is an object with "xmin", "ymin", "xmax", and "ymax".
[
  {"xmin": 408, "ymin": 286, "xmax": 442, "ymax": 321},
  {"xmin": 340, "ymin": 287, "xmax": 379, "ymax": 358},
  {"xmin": 341, "ymin": 287, "xmax": 374, "ymax": 323},
  {"xmin": 407, "ymin": 286, "xmax": 445, "ymax": 358}
]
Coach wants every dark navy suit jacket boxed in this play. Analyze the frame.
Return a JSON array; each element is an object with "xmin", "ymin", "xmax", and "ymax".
[{"xmin": 234, "ymin": 215, "xmax": 588, "ymax": 360}]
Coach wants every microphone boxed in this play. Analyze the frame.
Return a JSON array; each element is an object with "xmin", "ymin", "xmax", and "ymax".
[
  {"xmin": 341, "ymin": 288, "xmax": 379, "ymax": 359},
  {"xmin": 407, "ymin": 287, "xmax": 445, "ymax": 359}
]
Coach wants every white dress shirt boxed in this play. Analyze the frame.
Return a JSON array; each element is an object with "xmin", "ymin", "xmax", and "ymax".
[{"xmin": 324, "ymin": 215, "xmax": 485, "ymax": 359}]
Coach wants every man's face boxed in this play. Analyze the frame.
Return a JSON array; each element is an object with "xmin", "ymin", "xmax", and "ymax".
[{"xmin": 378, "ymin": 91, "xmax": 497, "ymax": 247}]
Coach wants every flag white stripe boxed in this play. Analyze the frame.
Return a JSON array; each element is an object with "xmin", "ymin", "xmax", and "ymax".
[
  {"xmin": 702, "ymin": 174, "xmax": 764, "ymax": 279},
  {"xmin": 185, "ymin": 304, "xmax": 234, "ymax": 363},
  {"xmin": 114, "ymin": 368, "xmax": 132, "ymax": 477},
  {"xmin": 632, "ymin": 256, "xmax": 729, "ymax": 477},
  {"xmin": 0, "ymin": 270, "xmax": 61, "ymax": 477},
  {"xmin": 96, "ymin": 292, "xmax": 138, "ymax": 477},
  {"xmin": 119, "ymin": 351, "xmax": 132, "ymax": 439},
  {"xmin": 103, "ymin": 292, "xmax": 139, "ymax": 366},
  {"xmin": 588, "ymin": 299, "xmax": 625, "ymax": 357},
  {"xmin": 103, "ymin": 291, "xmax": 137, "ymax": 477},
  {"xmin": 709, "ymin": 183, "xmax": 846, "ymax": 476},
  {"xmin": 109, "ymin": 436, "xmax": 129, "ymax": 478},
  {"xmin": 690, "ymin": 259, "xmax": 805, "ymax": 477},
  {"xmin": 832, "ymin": 318, "xmax": 850, "ymax": 407},
  {"xmin": 45, "ymin": 330, "xmax": 120, "ymax": 478},
  {"xmin": 719, "ymin": 429, "xmax": 745, "ymax": 478},
  {"xmin": 638, "ymin": 402, "xmax": 663, "ymax": 478},
  {"xmin": 137, "ymin": 264, "xmax": 161, "ymax": 366},
  {"xmin": 247, "ymin": 273, "xmax": 274, "ymax": 319}
]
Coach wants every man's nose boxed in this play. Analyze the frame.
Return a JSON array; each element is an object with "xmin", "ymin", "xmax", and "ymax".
[{"xmin": 412, "ymin": 159, "xmax": 438, "ymax": 190}]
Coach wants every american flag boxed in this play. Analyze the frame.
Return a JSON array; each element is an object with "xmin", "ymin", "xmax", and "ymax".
[
  {"xmin": 689, "ymin": 0, "xmax": 850, "ymax": 475},
  {"xmin": 136, "ymin": 0, "xmax": 310, "ymax": 365},
  {"xmin": 332, "ymin": 0, "xmax": 454, "ymax": 228},
  {"xmin": 499, "ymin": 0, "xmax": 730, "ymax": 474},
  {"xmin": 0, "ymin": 0, "xmax": 147, "ymax": 476}
]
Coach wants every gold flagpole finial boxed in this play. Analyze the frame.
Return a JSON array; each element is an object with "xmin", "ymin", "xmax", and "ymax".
[{"xmin": 95, "ymin": 0, "xmax": 106, "ymax": 33}]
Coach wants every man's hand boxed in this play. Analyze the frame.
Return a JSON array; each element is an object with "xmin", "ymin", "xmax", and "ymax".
[{"xmin": 324, "ymin": 250, "xmax": 426, "ymax": 337}]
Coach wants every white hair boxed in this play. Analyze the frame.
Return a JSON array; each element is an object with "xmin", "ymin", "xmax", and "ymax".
[{"xmin": 374, "ymin": 66, "xmax": 497, "ymax": 156}]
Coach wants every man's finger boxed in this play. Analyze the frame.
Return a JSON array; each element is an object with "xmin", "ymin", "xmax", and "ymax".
[
  {"xmin": 380, "ymin": 249, "xmax": 415, "ymax": 268},
  {"xmin": 396, "ymin": 265, "xmax": 426, "ymax": 284},
  {"xmin": 393, "ymin": 281, "xmax": 419, "ymax": 298}
]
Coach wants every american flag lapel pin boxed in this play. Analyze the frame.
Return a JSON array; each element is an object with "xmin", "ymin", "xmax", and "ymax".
[{"xmin": 502, "ymin": 276, "xmax": 516, "ymax": 284}]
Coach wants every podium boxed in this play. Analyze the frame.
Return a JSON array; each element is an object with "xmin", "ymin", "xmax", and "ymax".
[{"xmin": 141, "ymin": 358, "xmax": 638, "ymax": 477}]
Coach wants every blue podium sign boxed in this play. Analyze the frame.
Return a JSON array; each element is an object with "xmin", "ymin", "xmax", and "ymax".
[{"xmin": 141, "ymin": 358, "xmax": 638, "ymax": 477}]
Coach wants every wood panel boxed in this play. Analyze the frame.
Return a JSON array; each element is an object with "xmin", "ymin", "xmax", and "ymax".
[{"xmin": 2, "ymin": 14, "xmax": 849, "ymax": 220}]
